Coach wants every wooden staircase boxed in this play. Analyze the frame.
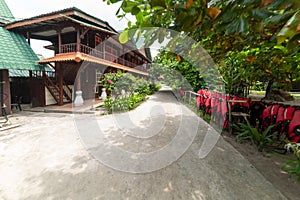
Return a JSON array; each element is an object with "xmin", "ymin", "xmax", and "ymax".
[{"xmin": 44, "ymin": 75, "xmax": 72, "ymax": 105}]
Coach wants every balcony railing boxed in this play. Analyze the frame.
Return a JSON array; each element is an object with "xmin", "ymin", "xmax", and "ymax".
[{"xmin": 60, "ymin": 43, "xmax": 148, "ymax": 71}]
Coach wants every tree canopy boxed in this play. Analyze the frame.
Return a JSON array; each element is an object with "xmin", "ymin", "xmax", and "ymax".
[{"xmin": 106, "ymin": 0, "xmax": 300, "ymax": 96}]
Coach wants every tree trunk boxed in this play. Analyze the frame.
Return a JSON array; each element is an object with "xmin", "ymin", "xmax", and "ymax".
[{"xmin": 265, "ymin": 79, "xmax": 273, "ymax": 99}]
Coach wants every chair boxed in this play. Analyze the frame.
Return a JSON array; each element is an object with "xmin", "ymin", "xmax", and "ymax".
[{"xmin": 11, "ymin": 96, "xmax": 22, "ymax": 111}]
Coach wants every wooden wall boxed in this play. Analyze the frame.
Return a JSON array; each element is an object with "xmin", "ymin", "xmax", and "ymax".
[{"xmin": 0, "ymin": 70, "xmax": 11, "ymax": 115}]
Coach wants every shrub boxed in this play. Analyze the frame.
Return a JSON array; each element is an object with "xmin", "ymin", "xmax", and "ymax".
[
  {"xmin": 100, "ymin": 71, "xmax": 160, "ymax": 97},
  {"xmin": 104, "ymin": 93, "xmax": 147, "ymax": 113},
  {"xmin": 281, "ymin": 143, "xmax": 300, "ymax": 181},
  {"xmin": 233, "ymin": 117, "xmax": 274, "ymax": 152}
]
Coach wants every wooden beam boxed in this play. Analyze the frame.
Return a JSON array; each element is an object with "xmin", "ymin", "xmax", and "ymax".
[
  {"xmin": 80, "ymin": 28, "xmax": 89, "ymax": 39},
  {"xmin": 5, "ymin": 11, "xmax": 75, "ymax": 30}
]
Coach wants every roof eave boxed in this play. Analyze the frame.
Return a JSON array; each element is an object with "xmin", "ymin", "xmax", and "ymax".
[
  {"xmin": 5, "ymin": 10, "xmax": 75, "ymax": 30},
  {"xmin": 4, "ymin": 7, "xmax": 117, "ymax": 33}
]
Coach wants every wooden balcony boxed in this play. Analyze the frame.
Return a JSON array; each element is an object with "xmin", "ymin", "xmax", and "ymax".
[{"xmin": 60, "ymin": 43, "xmax": 146, "ymax": 71}]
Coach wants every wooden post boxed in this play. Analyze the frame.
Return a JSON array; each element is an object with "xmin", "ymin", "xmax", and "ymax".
[
  {"xmin": 58, "ymin": 29, "xmax": 62, "ymax": 53},
  {"xmin": 103, "ymin": 41, "xmax": 106, "ymax": 59},
  {"xmin": 76, "ymin": 71, "xmax": 81, "ymax": 91},
  {"xmin": 227, "ymin": 100, "xmax": 233, "ymax": 134},
  {"xmin": 77, "ymin": 28, "xmax": 80, "ymax": 52},
  {"xmin": 26, "ymin": 32, "xmax": 31, "ymax": 45},
  {"xmin": 57, "ymin": 63, "xmax": 63, "ymax": 105}
]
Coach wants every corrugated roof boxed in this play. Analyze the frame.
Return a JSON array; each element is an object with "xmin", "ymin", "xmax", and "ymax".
[
  {"xmin": 39, "ymin": 52, "xmax": 149, "ymax": 76},
  {"xmin": 9, "ymin": 65, "xmax": 54, "ymax": 77},
  {"xmin": 0, "ymin": 28, "xmax": 45, "ymax": 70},
  {"xmin": 0, "ymin": 0, "xmax": 46, "ymax": 72},
  {"xmin": 0, "ymin": 0, "xmax": 14, "ymax": 22},
  {"xmin": 61, "ymin": 15, "xmax": 116, "ymax": 35},
  {"xmin": 0, "ymin": 27, "xmax": 45, "ymax": 71}
]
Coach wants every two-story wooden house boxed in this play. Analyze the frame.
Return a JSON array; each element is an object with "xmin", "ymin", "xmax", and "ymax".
[{"xmin": 4, "ymin": 7, "xmax": 151, "ymax": 107}]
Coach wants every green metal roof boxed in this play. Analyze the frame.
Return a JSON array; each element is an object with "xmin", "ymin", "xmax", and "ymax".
[
  {"xmin": 0, "ymin": 0, "xmax": 14, "ymax": 22},
  {"xmin": 0, "ymin": 27, "xmax": 45, "ymax": 71},
  {"xmin": 9, "ymin": 66, "xmax": 54, "ymax": 77},
  {"xmin": 0, "ymin": 0, "xmax": 46, "ymax": 72}
]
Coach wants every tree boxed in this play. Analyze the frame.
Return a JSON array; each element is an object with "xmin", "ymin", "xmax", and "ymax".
[
  {"xmin": 106, "ymin": 0, "xmax": 300, "ymax": 98},
  {"xmin": 152, "ymin": 50, "xmax": 206, "ymax": 91}
]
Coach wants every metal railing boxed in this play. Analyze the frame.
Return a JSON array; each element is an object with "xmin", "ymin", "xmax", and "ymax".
[{"xmin": 184, "ymin": 91, "xmax": 200, "ymax": 104}]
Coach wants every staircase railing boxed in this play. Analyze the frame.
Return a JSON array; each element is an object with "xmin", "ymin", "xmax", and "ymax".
[
  {"xmin": 44, "ymin": 72, "xmax": 72, "ymax": 104},
  {"xmin": 44, "ymin": 75, "xmax": 60, "ymax": 103},
  {"xmin": 62, "ymin": 79, "xmax": 72, "ymax": 102}
]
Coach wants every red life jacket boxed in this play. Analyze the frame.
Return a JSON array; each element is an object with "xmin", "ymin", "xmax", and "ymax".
[
  {"xmin": 262, "ymin": 105, "xmax": 273, "ymax": 130},
  {"xmin": 270, "ymin": 104, "xmax": 281, "ymax": 125},
  {"xmin": 275, "ymin": 106, "xmax": 286, "ymax": 133},
  {"xmin": 288, "ymin": 109, "xmax": 300, "ymax": 143}
]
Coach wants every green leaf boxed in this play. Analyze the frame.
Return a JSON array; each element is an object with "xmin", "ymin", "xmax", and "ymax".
[
  {"xmin": 250, "ymin": 8, "xmax": 271, "ymax": 20},
  {"xmin": 222, "ymin": 11, "xmax": 238, "ymax": 23},
  {"xmin": 274, "ymin": 45, "xmax": 288, "ymax": 54},
  {"xmin": 119, "ymin": 30, "xmax": 129, "ymax": 44},
  {"xmin": 110, "ymin": 0, "xmax": 122, "ymax": 3},
  {"xmin": 225, "ymin": 16, "xmax": 249, "ymax": 34},
  {"xmin": 131, "ymin": 6, "xmax": 140, "ymax": 15},
  {"xmin": 277, "ymin": 11, "xmax": 300, "ymax": 44},
  {"xmin": 165, "ymin": 0, "xmax": 172, "ymax": 8},
  {"xmin": 286, "ymin": 34, "xmax": 300, "ymax": 50},
  {"xmin": 121, "ymin": 1, "xmax": 138, "ymax": 13},
  {"xmin": 150, "ymin": 0, "xmax": 166, "ymax": 8}
]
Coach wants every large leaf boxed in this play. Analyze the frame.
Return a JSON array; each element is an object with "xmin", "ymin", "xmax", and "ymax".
[
  {"xmin": 222, "ymin": 10, "xmax": 238, "ymax": 23},
  {"xmin": 131, "ymin": 6, "xmax": 140, "ymax": 15},
  {"xmin": 119, "ymin": 30, "xmax": 129, "ymax": 44},
  {"xmin": 225, "ymin": 16, "xmax": 249, "ymax": 34},
  {"xmin": 250, "ymin": 8, "xmax": 272, "ymax": 20},
  {"xmin": 121, "ymin": 1, "xmax": 139, "ymax": 13},
  {"xmin": 277, "ymin": 11, "xmax": 300, "ymax": 44}
]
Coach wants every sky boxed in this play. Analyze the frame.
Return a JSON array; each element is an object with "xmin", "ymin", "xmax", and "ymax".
[{"xmin": 5, "ymin": 0, "xmax": 133, "ymax": 57}]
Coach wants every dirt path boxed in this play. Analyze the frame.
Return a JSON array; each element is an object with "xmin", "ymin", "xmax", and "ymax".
[{"xmin": 0, "ymin": 88, "xmax": 288, "ymax": 199}]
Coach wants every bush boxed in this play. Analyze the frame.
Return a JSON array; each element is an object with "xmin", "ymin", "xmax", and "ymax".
[
  {"xmin": 100, "ymin": 71, "xmax": 160, "ymax": 97},
  {"xmin": 281, "ymin": 143, "xmax": 300, "ymax": 181},
  {"xmin": 233, "ymin": 117, "xmax": 274, "ymax": 152},
  {"xmin": 104, "ymin": 93, "xmax": 147, "ymax": 113},
  {"xmin": 101, "ymin": 71, "xmax": 161, "ymax": 113}
]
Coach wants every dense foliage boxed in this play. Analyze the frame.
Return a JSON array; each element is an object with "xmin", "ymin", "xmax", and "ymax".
[
  {"xmin": 101, "ymin": 72, "xmax": 161, "ymax": 112},
  {"xmin": 106, "ymin": 0, "xmax": 300, "ymax": 97},
  {"xmin": 149, "ymin": 52, "xmax": 206, "ymax": 91}
]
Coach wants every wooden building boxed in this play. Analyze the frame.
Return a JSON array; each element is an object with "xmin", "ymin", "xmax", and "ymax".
[
  {"xmin": 4, "ymin": 7, "xmax": 151, "ymax": 107},
  {"xmin": 0, "ymin": 0, "xmax": 47, "ymax": 114}
]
